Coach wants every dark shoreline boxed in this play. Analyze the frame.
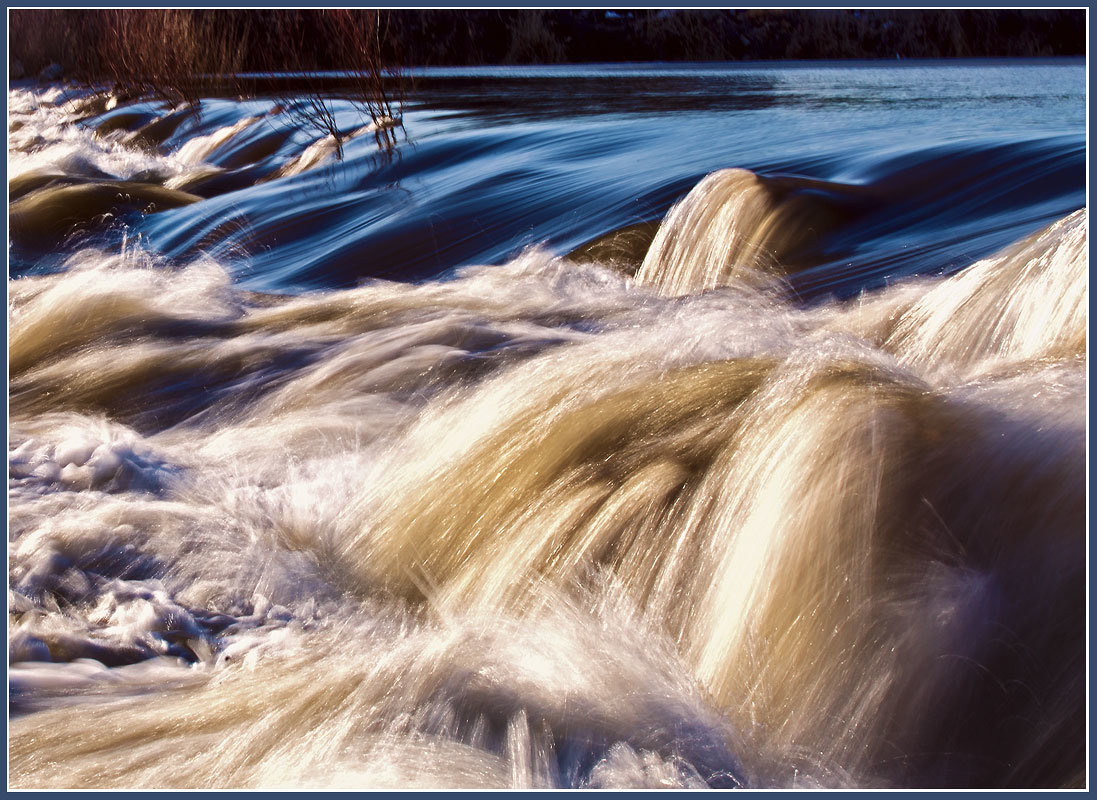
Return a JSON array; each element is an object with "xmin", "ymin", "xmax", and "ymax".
[{"xmin": 10, "ymin": 9, "xmax": 1085, "ymax": 80}]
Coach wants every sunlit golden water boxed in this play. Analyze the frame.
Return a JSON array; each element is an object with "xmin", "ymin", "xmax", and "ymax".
[{"xmin": 7, "ymin": 72, "xmax": 1087, "ymax": 789}]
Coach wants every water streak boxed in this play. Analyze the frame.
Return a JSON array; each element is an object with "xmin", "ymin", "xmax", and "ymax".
[{"xmin": 6, "ymin": 70, "xmax": 1087, "ymax": 789}]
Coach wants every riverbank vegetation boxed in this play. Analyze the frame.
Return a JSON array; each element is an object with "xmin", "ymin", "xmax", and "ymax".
[
  {"xmin": 10, "ymin": 8, "xmax": 1084, "ymax": 84},
  {"xmin": 390, "ymin": 9, "xmax": 1085, "ymax": 64}
]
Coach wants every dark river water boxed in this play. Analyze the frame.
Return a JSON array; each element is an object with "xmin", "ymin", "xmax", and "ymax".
[{"xmin": 8, "ymin": 60, "xmax": 1087, "ymax": 789}]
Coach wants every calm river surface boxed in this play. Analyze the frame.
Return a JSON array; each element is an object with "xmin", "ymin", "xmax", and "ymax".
[{"xmin": 8, "ymin": 60, "xmax": 1087, "ymax": 789}]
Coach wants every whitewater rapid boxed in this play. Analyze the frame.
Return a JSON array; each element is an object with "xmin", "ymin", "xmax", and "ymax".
[{"xmin": 7, "ymin": 83, "xmax": 1088, "ymax": 789}]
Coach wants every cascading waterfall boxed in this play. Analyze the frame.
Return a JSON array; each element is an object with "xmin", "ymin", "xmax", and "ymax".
[
  {"xmin": 634, "ymin": 168, "xmax": 867, "ymax": 294},
  {"xmin": 7, "ymin": 72, "xmax": 1087, "ymax": 790}
]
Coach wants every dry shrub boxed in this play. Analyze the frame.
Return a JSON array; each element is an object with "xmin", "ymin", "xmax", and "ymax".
[
  {"xmin": 256, "ymin": 10, "xmax": 402, "ymax": 155},
  {"xmin": 88, "ymin": 10, "xmax": 251, "ymax": 105},
  {"xmin": 504, "ymin": 11, "xmax": 566, "ymax": 64}
]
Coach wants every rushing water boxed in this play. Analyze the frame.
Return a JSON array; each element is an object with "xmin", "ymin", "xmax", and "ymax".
[{"xmin": 7, "ymin": 60, "xmax": 1087, "ymax": 789}]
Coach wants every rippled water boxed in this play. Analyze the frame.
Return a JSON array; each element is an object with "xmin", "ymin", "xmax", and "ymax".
[{"xmin": 7, "ymin": 60, "xmax": 1087, "ymax": 789}]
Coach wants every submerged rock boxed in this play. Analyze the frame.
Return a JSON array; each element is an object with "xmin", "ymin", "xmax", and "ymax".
[{"xmin": 9, "ymin": 180, "xmax": 202, "ymax": 250}]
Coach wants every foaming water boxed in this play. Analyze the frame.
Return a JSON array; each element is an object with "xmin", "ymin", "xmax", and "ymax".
[
  {"xmin": 882, "ymin": 210, "xmax": 1087, "ymax": 372},
  {"xmin": 635, "ymin": 168, "xmax": 868, "ymax": 294},
  {"xmin": 7, "ymin": 63, "xmax": 1087, "ymax": 790}
]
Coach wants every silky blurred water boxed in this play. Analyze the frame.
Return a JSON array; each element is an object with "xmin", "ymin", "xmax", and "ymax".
[
  {"xmin": 11, "ymin": 59, "xmax": 1084, "ymax": 293},
  {"xmin": 7, "ymin": 59, "xmax": 1088, "ymax": 790}
]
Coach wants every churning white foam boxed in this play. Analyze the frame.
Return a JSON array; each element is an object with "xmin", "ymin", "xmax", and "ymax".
[{"xmin": 8, "ymin": 179, "xmax": 1087, "ymax": 788}]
